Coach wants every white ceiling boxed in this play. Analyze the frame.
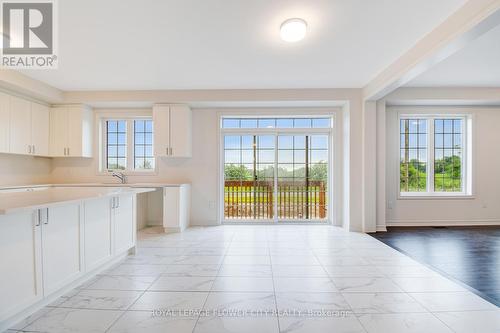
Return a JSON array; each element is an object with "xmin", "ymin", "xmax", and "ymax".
[
  {"xmin": 20, "ymin": 0, "xmax": 467, "ymax": 91},
  {"xmin": 407, "ymin": 23, "xmax": 500, "ymax": 87}
]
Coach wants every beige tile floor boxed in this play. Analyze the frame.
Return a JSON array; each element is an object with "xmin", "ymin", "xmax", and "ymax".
[{"xmin": 7, "ymin": 225, "xmax": 500, "ymax": 333}]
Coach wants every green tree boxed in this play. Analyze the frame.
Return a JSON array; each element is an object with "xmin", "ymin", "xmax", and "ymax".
[
  {"xmin": 224, "ymin": 164, "xmax": 252, "ymax": 180},
  {"xmin": 309, "ymin": 163, "xmax": 327, "ymax": 181},
  {"xmin": 400, "ymin": 160, "xmax": 426, "ymax": 191}
]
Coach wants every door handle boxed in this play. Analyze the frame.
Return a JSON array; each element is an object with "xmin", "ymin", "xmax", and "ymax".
[
  {"xmin": 44, "ymin": 208, "xmax": 49, "ymax": 224},
  {"xmin": 36, "ymin": 210, "xmax": 41, "ymax": 226}
]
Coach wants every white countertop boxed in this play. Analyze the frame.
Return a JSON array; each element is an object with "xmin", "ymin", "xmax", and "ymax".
[
  {"xmin": 0, "ymin": 187, "xmax": 155, "ymax": 215},
  {"xmin": 0, "ymin": 182, "xmax": 190, "ymax": 190}
]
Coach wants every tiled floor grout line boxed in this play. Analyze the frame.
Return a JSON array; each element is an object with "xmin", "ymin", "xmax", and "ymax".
[
  {"xmin": 190, "ymin": 231, "xmax": 235, "ymax": 333},
  {"xmin": 267, "ymin": 232, "xmax": 282, "ymax": 333},
  {"xmin": 404, "ymin": 291, "xmax": 459, "ymax": 333},
  {"xmin": 102, "ymin": 270, "xmax": 162, "ymax": 333},
  {"xmin": 300, "ymin": 232, "xmax": 370, "ymax": 333}
]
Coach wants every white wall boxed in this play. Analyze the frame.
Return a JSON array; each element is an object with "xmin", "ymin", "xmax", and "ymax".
[
  {"xmin": 49, "ymin": 106, "xmax": 356, "ymax": 228},
  {"xmin": 50, "ymin": 108, "xmax": 220, "ymax": 226},
  {"xmin": 384, "ymin": 106, "xmax": 500, "ymax": 226},
  {"xmin": 0, "ymin": 154, "xmax": 52, "ymax": 186}
]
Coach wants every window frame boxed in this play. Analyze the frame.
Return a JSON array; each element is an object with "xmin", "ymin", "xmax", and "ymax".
[
  {"xmin": 99, "ymin": 115, "xmax": 157, "ymax": 175},
  {"xmin": 398, "ymin": 112, "xmax": 472, "ymax": 198},
  {"xmin": 219, "ymin": 113, "xmax": 336, "ymax": 224}
]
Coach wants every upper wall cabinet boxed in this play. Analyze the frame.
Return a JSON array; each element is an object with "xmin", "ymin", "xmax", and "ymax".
[
  {"xmin": 153, "ymin": 104, "xmax": 192, "ymax": 158},
  {"xmin": 50, "ymin": 105, "xmax": 93, "ymax": 158},
  {"xmin": 7, "ymin": 95, "xmax": 50, "ymax": 157},
  {"xmin": 0, "ymin": 92, "xmax": 10, "ymax": 153}
]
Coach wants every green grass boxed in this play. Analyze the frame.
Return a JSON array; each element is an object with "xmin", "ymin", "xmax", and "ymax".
[{"xmin": 224, "ymin": 186, "xmax": 327, "ymax": 204}]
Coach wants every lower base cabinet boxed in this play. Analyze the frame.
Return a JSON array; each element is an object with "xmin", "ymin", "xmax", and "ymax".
[
  {"xmin": 113, "ymin": 194, "xmax": 135, "ymax": 254},
  {"xmin": 42, "ymin": 203, "xmax": 83, "ymax": 295},
  {"xmin": 163, "ymin": 185, "xmax": 190, "ymax": 233},
  {"xmin": 0, "ymin": 211, "xmax": 42, "ymax": 322},
  {"xmin": 0, "ymin": 194, "xmax": 137, "ymax": 330},
  {"xmin": 84, "ymin": 198, "xmax": 112, "ymax": 271}
]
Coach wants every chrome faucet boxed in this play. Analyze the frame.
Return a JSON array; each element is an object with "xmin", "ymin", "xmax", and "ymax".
[{"xmin": 111, "ymin": 171, "xmax": 127, "ymax": 184}]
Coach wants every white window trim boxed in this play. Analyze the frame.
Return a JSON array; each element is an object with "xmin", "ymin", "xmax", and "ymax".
[
  {"xmin": 397, "ymin": 112, "xmax": 472, "ymax": 199},
  {"xmin": 96, "ymin": 110, "xmax": 157, "ymax": 176},
  {"xmin": 218, "ymin": 111, "xmax": 338, "ymax": 225}
]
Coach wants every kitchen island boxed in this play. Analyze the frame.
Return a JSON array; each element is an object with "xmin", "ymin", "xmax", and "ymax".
[{"xmin": 0, "ymin": 185, "xmax": 155, "ymax": 331}]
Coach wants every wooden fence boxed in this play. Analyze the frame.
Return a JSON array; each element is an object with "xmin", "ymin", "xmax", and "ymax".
[{"xmin": 224, "ymin": 180, "xmax": 326, "ymax": 220}]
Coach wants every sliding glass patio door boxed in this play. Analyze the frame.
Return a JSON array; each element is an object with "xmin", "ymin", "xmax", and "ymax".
[
  {"xmin": 222, "ymin": 117, "xmax": 331, "ymax": 223},
  {"xmin": 224, "ymin": 135, "xmax": 275, "ymax": 221},
  {"xmin": 277, "ymin": 135, "xmax": 328, "ymax": 221}
]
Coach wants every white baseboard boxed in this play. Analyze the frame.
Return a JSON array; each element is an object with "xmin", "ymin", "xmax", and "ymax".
[
  {"xmin": 164, "ymin": 227, "xmax": 182, "ymax": 233},
  {"xmin": 376, "ymin": 225, "xmax": 388, "ymax": 232},
  {"xmin": 386, "ymin": 218, "xmax": 500, "ymax": 227}
]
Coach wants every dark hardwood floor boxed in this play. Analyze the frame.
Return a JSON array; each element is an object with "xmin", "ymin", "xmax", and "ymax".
[{"xmin": 371, "ymin": 226, "xmax": 500, "ymax": 307}]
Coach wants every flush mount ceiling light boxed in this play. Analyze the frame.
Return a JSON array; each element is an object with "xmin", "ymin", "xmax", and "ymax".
[{"xmin": 280, "ymin": 18, "xmax": 307, "ymax": 42}]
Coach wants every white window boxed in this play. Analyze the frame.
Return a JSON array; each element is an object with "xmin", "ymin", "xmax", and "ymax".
[
  {"xmin": 101, "ymin": 118, "xmax": 155, "ymax": 173},
  {"xmin": 399, "ymin": 115, "xmax": 471, "ymax": 196}
]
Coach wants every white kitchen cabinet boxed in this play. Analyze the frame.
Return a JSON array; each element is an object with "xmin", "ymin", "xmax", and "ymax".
[
  {"xmin": 163, "ymin": 185, "xmax": 191, "ymax": 233},
  {"xmin": 7, "ymin": 96, "xmax": 50, "ymax": 156},
  {"xmin": 0, "ymin": 92, "xmax": 10, "ymax": 153},
  {"xmin": 9, "ymin": 96, "xmax": 32, "ymax": 155},
  {"xmin": 41, "ymin": 204, "xmax": 83, "ymax": 295},
  {"xmin": 113, "ymin": 194, "xmax": 135, "ymax": 254},
  {"xmin": 50, "ymin": 105, "xmax": 93, "ymax": 157},
  {"xmin": 84, "ymin": 198, "xmax": 112, "ymax": 271},
  {"xmin": 153, "ymin": 104, "xmax": 192, "ymax": 158},
  {"xmin": 0, "ymin": 211, "xmax": 43, "ymax": 322},
  {"xmin": 0, "ymin": 190, "xmax": 142, "ymax": 330},
  {"xmin": 30, "ymin": 103, "xmax": 50, "ymax": 156}
]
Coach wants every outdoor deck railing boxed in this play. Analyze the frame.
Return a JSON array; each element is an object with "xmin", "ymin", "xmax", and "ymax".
[{"xmin": 224, "ymin": 180, "xmax": 327, "ymax": 220}]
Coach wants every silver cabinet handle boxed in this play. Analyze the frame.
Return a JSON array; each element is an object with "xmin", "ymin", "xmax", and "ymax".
[
  {"xmin": 32, "ymin": 145, "xmax": 35, "ymax": 154},
  {"xmin": 28, "ymin": 145, "xmax": 32, "ymax": 154},
  {"xmin": 116, "ymin": 197, "xmax": 120, "ymax": 208},
  {"xmin": 63, "ymin": 148, "xmax": 66, "ymax": 155},
  {"xmin": 44, "ymin": 208, "xmax": 49, "ymax": 224},
  {"xmin": 111, "ymin": 197, "xmax": 115, "ymax": 209},
  {"xmin": 36, "ymin": 210, "xmax": 41, "ymax": 226},
  {"xmin": 170, "ymin": 147, "xmax": 173, "ymax": 155},
  {"xmin": 67, "ymin": 147, "xmax": 70, "ymax": 156},
  {"xmin": 166, "ymin": 147, "xmax": 168, "ymax": 155}
]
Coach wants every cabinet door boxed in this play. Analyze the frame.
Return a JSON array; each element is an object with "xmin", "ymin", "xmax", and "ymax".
[
  {"xmin": 50, "ymin": 108, "xmax": 68, "ymax": 157},
  {"xmin": 153, "ymin": 105, "xmax": 170, "ymax": 157},
  {"xmin": 84, "ymin": 198, "xmax": 112, "ymax": 271},
  {"xmin": 9, "ymin": 96, "xmax": 32, "ymax": 155},
  {"xmin": 31, "ymin": 103, "xmax": 50, "ymax": 156},
  {"xmin": 0, "ymin": 92, "xmax": 9, "ymax": 153},
  {"xmin": 67, "ymin": 106, "xmax": 83, "ymax": 157},
  {"xmin": 42, "ymin": 203, "xmax": 83, "ymax": 295},
  {"xmin": 0, "ymin": 211, "xmax": 43, "ymax": 321},
  {"xmin": 163, "ymin": 187, "xmax": 180, "ymax": 232},
  {"xmin": 170, "ymin": 105, "xmax": 192, "ymax": 157},
  {"xmin": 114, "ymin": 194, "xmax": 135, "ymax": 254}
]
